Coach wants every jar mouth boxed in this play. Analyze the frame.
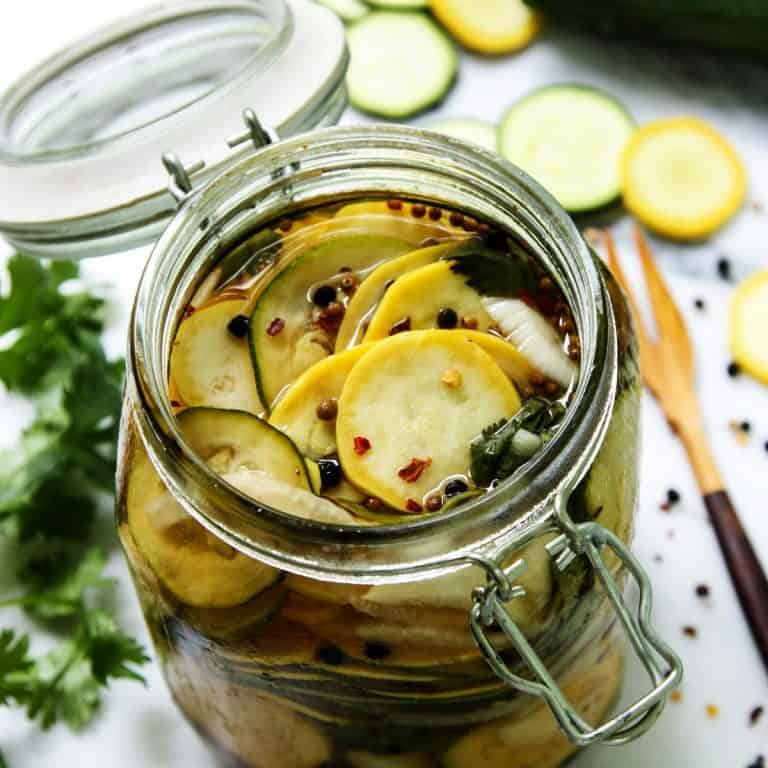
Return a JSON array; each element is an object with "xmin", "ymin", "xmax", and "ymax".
[
  {"xmin": 0, "ymin": 0, "xmax": 291, "ymax": 162},
  {"xmin": 130, "ymin": 124, "xmax": 618, "ymax": 583}
]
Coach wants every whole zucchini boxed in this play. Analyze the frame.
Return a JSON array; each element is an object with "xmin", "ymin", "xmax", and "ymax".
[{"xmin": 523, "ymin": 0, "xmax": 768, "ymax": 57}]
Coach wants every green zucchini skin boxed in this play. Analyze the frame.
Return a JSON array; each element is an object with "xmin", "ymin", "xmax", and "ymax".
[{"xmin": 523, "ymin": 0, "xmax": 768, "ymax": 56}]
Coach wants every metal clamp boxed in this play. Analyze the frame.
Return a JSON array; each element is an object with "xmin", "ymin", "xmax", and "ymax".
[{"xmin": 469, "ymin": 519, "xmax": 683, "ymax": 747}]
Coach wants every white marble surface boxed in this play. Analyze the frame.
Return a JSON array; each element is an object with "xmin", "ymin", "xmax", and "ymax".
[{"xmin": 1, "ymin": 2, "xmax": 767, "ymax": 766}]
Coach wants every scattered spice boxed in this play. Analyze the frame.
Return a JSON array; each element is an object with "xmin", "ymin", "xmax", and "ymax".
[
  {"xmin": 741, "ymin": 420, "xmax": 752, "ymax": 433},
  {"xmin": 661, "ymin": 488, "xmax": 680, "ymax": 511},
  {"xmin": 539, "ymin": 276, "xmax": 554, "ymax": 292},
  {"xmin": 227, "ymin": 314, "xmax": 250, "ymax": 338},
  {"xmin": 340, "ymin": 274, "xmax": 358, "ymax": 294},
  {"xmin": 279, "ymin": 219, "xmax": 293, "ymax": 232},
  {"xmin": 170, "ymin": 399, "xmax": 182, "ymax": 408},
  {"xmin": 441, "ymin": 368, "xmax": 462, "ymax": 388},
  {"xmin": 764, "ymin": 440, "xmax": 768, "ymax": 454},
  {"xmin": 729, "ymin": 420, "xmax": 752, "ymax": 445},
  {"xmin": 460, "ymin": 316, "xmax": 479, "ymax": 330},
  {"xmin": 428, "ymin": 206, "xmax": 442, "ymax": 221},
  {"xmin": 312, "ymin": 285, "xmax": 337, "ymax": 307},
  {"xmin": 388, "ymin": 317, "xmax": 411, "ymax": 335},
  {"xmin": 425, "ymin": 494, "xmax": 443, "ymax": 512},
  {"xmin": 727, "ymin": 361, "xmax": 742, "ymax": 377},
  {"xmin": 695, "ymin": 583, "xmax": 711, "ymax": 598},
  {"xmin": 749, "ymin": 705, "xmax": 764, "ymax": 726},
  {"xmin": 266, "ymin": 317, "xmax": 285, "ymax": 336},
  {"xmin": 398, "ymin": 457, "xmax": 433, "ymax": 483},
  {"xmin": 411, "ymin": 203, "xmax": 426, "ymax": 218},
  {"xmin": 694, "ymin": 297, "xmax": 706, "ymax": 311},
  {"xmin": 364, "ymin": 641, "xmax": 391, "ymax": 660},
  {"xmin": 653, "ymin": 554, "xmax": 664, "ymax": 563},
  {"xmin": 353, "ymin": 436, "xmax": 371, "ymax": 455},
  {"xmin": 449, "ymin": 212, "xmax": 464, "ymax": 227},
  {"xmin": 444, "ymin": 479, "xmax": 468, "ymax": 497},
  {"xmin": 364, "ymin": 496, "xmax": 383, "ymax": 511},
  {"xmin": 318, "ymin": 459, "xmax": 342, "ymax": 489},
  {"xmin": 705, "ymin": 704, "xmax": 719, "ymax": 719},
  {"xmin": 476, "ymin": 222, "xmax": 490, "ymax": 236},
  {"xmin": 682, "ymin": 625, "xmax": 698, "ymax": 638},
  {"xmin": 317, "ymin": 301, "xmax": 345, "ymax": 332},
  {"xmin": 717, "ymin": 257, "xmax": 732, "ymax": 281},
  {"xmin": 671, "ymin": 690, "xmax": 683, "ymax": 703},
  {"xmin": 404, "ymin": 498, "xmax": 423, "ymax": 513},
  {"xmin": 316, "ymin": 644, "xmax": 344, "ymax": 666},
  {"xmin": 437, "ymin": 307, "xmax": 459, "ymax": 329},
  {"xmin": 183, "ymin": 305, "xmax": 196, "ymax": 318},
  {"xmin": 387, "ymin": 199, "xmax": 403, "ymax": 211},
  {"xmin": 462, "ymin": 218, "xmax": 478, "ymax": 232},
  {"xmin": 316, "ymin": 398, "xmax": 338, "ymax": 421}
]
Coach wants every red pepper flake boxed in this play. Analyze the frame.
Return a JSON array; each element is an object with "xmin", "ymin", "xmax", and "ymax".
[
  {"xmin": 398, "ymin": 457, "xmax": 432, "ymax": 483},
  {"xmin": 170, "ymin": 399, "xmax": 182, "ymax": 408},
  {"xmin": 353, "ymin": 436, "xmax": 371, "ymax": 455},
  {"xmin": 405, "ymin": 498, "xmax": 423, "ymax": 513},
  {"xmin": 266, "ymin": 317, "xmax": 285, "ymax": 336},
  {"xmin": 749, "ymin": 705, "xmax": 764, "ymax": 726}
]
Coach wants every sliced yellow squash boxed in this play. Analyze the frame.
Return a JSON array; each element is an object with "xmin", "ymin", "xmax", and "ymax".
[
  {"xmin": 364, "ymin": 260, "xmax": 492, "ymax": 340},
  {"xmin": 730, "ymin": 270, "xmax": 768, "ymax": 384},
  {"xmin": 269, "ymin": 344, "xmax": 374, "ymax": 458},
  {"xmin": 170, "ymin": 298, "xmax": 262, "ymax": 414},
  {"xmin": 337, "ymin": 330, "xmax": 521, "ymax": 511},
  {"xmin": 335, "ymin": 242, "xmax": 459, "ymax": 350},
  {"xmin": 430, "ymin": 0, "xmax": 541, "ymax": 55},
  {"xmin": 461, "ymin": 330, "xmax": 536, "ymax": 389},
  {"xmin": 622, "ymin": 117, "xmax": 746, "ymax": 240}
]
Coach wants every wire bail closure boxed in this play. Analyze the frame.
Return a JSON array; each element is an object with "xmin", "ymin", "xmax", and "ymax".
[
  {"xmin": 468, "ymin": 502, "xmax": 683, "ymax": 748},
  {"xmin": 162, "ymin": 109, "xmax": 278, "ymax": 205}
]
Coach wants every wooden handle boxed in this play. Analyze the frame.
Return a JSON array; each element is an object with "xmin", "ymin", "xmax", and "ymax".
[{"xmin": 704, "ymin": 490, "xmax": 768, "ymax": 671}]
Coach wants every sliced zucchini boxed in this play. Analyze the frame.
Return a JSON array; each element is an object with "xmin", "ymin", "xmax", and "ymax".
[
  {"xmin": 427, "ymin": 117, "xmax": 499, "ymax": 152},
  {"xmin": 623, "ymin": 117, "xmax": 746, "ymax": 239},
  {"xmin": 430, "ymin": 0, "xmax": 541, "ymax": 54},
  {"xmin": 335, "ymin": 243, "xmax": 457, "ymax": 350},
  {"xmin": 337, "ymin": 330, "xmax": 521, "ymax": 511},
  {"xmin": 346, "ymin": 12, "xmax": 457, "ymax": 119},
  {"xmin": 170, "ymin": 298, "xmax": 262, "ymax": 414},
  {"xmin": 364, "ymin": 260, "xmax": 492, "ymax": 340},
  {"xmin": 269, "ymin": 345, "xmax": 373, "ymax": 458},
  {"xmin": 126, "ymin": 446, "xmax": 279, "ymax": 608},
  {"xmin": 314, "ymin": 0, "xmax": 369, "ymax": 23},
  {"xmin": 500, "ymin": 85, "xmax": 635, "ymax": 214},
  {"xmin": 482, "ymin": 298, "xmax": 577, "ymax": 388},
  {"xmin": 250, "ymin": 233, "xmax": 414, "ymax": 409}
]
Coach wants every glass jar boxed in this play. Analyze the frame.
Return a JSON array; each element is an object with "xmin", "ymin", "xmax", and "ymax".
[{"xmin": 117, "ymin": 125, "xmax": 682, "ymax": 768}]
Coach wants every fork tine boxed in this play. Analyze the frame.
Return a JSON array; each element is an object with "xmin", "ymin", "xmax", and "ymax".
[{"xmin": 633, "ymin": 225, "xmax": 694, "ymax": 377}]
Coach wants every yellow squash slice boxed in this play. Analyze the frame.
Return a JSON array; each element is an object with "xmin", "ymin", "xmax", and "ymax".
[
  {"xmin": 461, "ymin": 329, "xmax": 536, "ymax": 389},
  {"xmin": 430, "ymin": 0, "xmax": 541, "ymax": 55},
  {"xmin": 269, "ymin": 344, "xmax": 373, "ymax": 458},
  {"xmin": 337, "ymin": 330, "xmax": 521, "ymax": 511},
  {"xmin": 170, "ymin": 298, "xmax": 262, "ymax": 414},
  {"xmin": 730, "ymin": 270, "xmax": 768, "ymax": 384},
  {"xmin": 622, "ymin": 117, "xmax": 746, "ymax": 240},
  {"xmin": 335, "ymin": 242, "xmax": 459, "ymax": 350},
  {"xmin": 364, "ymin": 260, "xmax": 492, "ymax": 340}
]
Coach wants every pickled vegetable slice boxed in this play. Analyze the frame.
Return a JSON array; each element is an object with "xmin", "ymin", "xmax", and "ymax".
[
  {"xmin": 461, "ymin": 329, "xmax": 536, "ymax": 389},
  {"xmin": 170, "ymin": 298, "xmax": 262, "ymax": 414},
  {"xmin": 250, "ymin": 233, "xmax": 413, "ymax": 409},
  {"xmin": 269, "ymin": 344, "xmax": 373, "ymax": 458},
  {"xmin": 364, "ymin": 260, "xmax": 492, "ymax": 340},
  {"xmin": 730, "ymin": 269, "xmax": 768, "ymax": 384},
  {"xmin": 337, "ymin": 330, "xmax": 521, "ymax": 510},
  {"xmin": 335, "ymin": 242, "xmax": 458, "ymax": 350},
  {"xmin": 622, "ymin": 117, "xmax": 746, "ymax": 239},
  {"xmin": 430, "ymin": 0, "xmax": 541, "ymax": 55}
]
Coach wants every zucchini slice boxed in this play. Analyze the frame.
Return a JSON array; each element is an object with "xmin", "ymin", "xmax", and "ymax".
[
  {"xmin": 269, "ymin": 345, "xmax": 373, "ymax": 458},
  {"xmin": 430, "ymin": 0, "xmax": 541, "ymax": 55},
  {"xmin": 315, "ymin": 0, "xmax": 369, "ymax": 22},
  {"xmin": 170, "ymin": 298, "xmax": 263, "ymax": 414},
  {"xmin": 427, "ymin": 117, "xmax": 499, "ymax": 152},
  {"xmin": 730, "ymin": 270, "xmax": 768, "ymax": 384},
  {"xmin": 346, "ymin": 12, "xmax": 457, "ymax": 119},
  {"xmin": 337, "ymin": 330, "xmax": 521, "ymax": 511},
  {"xmin": 500, "ymin": 85, "xmax": 635, "ymax": 214},
  {"xmin": 364, "ymin": 260, "xmax": 492, "ymax": 340},
  {"xmin": 623, "ymin": 117, "xmax": 746, "ymax": 239},
  {"xmin": 335, "ymin": 243, "xmax": 458, "ymax": 350},
  {"xmin": 250, "ymin": 233, "xmax": 413, "ymax": 409}
]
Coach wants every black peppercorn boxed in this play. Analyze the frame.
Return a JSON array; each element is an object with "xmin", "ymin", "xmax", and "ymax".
[
  {"xmin": 227, "ymin": 314, "xmax": 250, "ymax": 338},
  {"xmin": 444, "ymin": 479, "xmax": 468, "ymax": 497},
  {"xmin": 727, "ymin": 361, "xmax": 741, "ymax": 377},
  {"xmin": 695, "ymin": 584, "xmax": 710, "ymax": 598},
  {"xmin": 364, "ymin": 641, "xmax": 391, "ymax": 660},
  {"xmin": 694, "ymin": 297, "xmax": 706, "ymax": 311},
  {"xmin": 318, "ymin": 459, "xmax": 343, "ymax": 490},
  {"xmin": 667, "ymin": 488, "xmax": 681, "ymax": 505},
  {"xmin": 437, "ymin": 307, "xmax": 458, "ymax": 329},
  {"xmin": 316, "ymin": 644, "xmax": 344, "ymax": 666},
  {"xmin": 716, "ymin": 257, "xmax": 732, "ymax": 281},
  {"xmin": 312, "ymin": 285, "xmax": 337, "ymax": 307}
]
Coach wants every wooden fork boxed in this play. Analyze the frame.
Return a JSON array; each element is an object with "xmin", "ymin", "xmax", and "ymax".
[{"xmin": 604, "ymin": 224, "xmax": 768, "ymax": 672}]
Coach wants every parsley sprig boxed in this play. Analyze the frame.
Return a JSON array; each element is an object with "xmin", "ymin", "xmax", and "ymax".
[{"xmin": 0, "ymin": 254, "xmax": 148, "ymax": 736}]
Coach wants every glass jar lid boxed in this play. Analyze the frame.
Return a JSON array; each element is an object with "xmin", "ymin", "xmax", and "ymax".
[{"xmin": 0, "ymin": 0, "xmax": 347, "ymax": 259}]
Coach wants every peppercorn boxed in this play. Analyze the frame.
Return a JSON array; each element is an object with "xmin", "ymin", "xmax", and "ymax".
[
  {"xmin": 425, "ymin": 494, "xmax": 443, "ymax": 512},
  {"xmin": 727, "ymin": 361, "xmax": 741, "ymax": 377},
  {"xmin": 364, "ymin": 641, "xmax": 391, "ymax": 660},
  {"xmin": 682, "ymin": 625, "xmax": 698, "ymax": 638},
  {"xmin": 695, "ymin": 584, "xmax": 711, "ymax": 598},
  {"xmin": 318, "ymin": 459, "xmax": 342, "ymax": 489},
  {"xmin": 279, "ymin": 219, "xmax": 293, "ymax": 232},
  {"xmin": 312, "ymin": 285, "xmax": 337, "ymax": 307},
  {"xmin": 316, "ymin": 644, "xmax": 344, "ymax": 666},
  {"xmin": 437, "ymin": 307, "xmax": 458, "ymax": 329},
  {"xmin": 741, "ymin": 420, "xmax": 751, "ymax": 433},
  {"xmin": 539, "ymin": 277, "xmax": 554, "ymax": 292},
  {"xmin": 667, "ymin": 488, "xmax": 681, "ymax": 505},
  {"xmin": 387, "ymin": 199, "xmax": 403, "ymax": 211},
  {"xmin": 764, "ymin": 440, "xmax": 768, "ymax": 454},
  {"xmin": 428, "ymin": 206, "xmax": 442, "ymax": 221},
  {"xmin": 476, "ymin": 223, "xmax": 490, "ymax": 236},
  {"xmin": 227, "ymin": 314, "xmax": 250, "ymax": 338},
  {"xmin": 388, "ymin": 317, "xmax": 411, "ymax": 335},
  {"xmin": 445, "ymin": 479, "xmax": 468, "ymax": 497},
  {"xmin": 340, "ymin": 274, "xmax": 358, "ymax": 294},
  {"xmin": 716, "ymin": 257, "xmax": 732, "ymax": 280},
  {"xmin": 462, "ymin": 218, "xmax": 478, "ymax": 232},
  {"xmin": 316, "ymin": 398, "xmax": 338, "ymax": 421},
  {"xmin": 411, "ymin": 203, "xmax": 426, "ymax": 218},
  {"xmin": 364, "ymin": 496, "xmax": 383, "ymax": 511},
  {"xmin": 749, "ymin": 705, "xmax": 764, "ymax": 726},
  {"xmin": 449, "ymin": 212, "xmax": 464, "ymax": 227},
  {"xmin": 694, "ymin": 297, "xmax": 706, "ymax": 311}
]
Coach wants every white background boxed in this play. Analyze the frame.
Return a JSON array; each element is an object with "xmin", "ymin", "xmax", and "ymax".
[{"xmin": 1, "ymin": 1, "xmax": 767, "ymax": 766}]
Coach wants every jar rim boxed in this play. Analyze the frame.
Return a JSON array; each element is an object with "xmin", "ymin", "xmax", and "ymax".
[{"xmin": 129, "ymin": 124, "xmax": 619, "ymax": 584}]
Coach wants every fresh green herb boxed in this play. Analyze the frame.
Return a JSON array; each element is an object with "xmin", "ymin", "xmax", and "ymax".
[
  {"xmin": 445, "ymin": 237, "xmax": 538, "ymax": 297},
  {"xmin": 0, "ymin": 254, "xmax": 148, "ymax": 735},
  {"xmin": 470, "ymin": 398, "xmax": 566, "ymax": 486}
]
